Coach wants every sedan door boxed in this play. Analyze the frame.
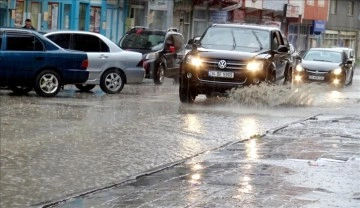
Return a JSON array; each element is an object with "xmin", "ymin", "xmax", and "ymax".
[
  {"xmin": 72, "ymin": 34, "xmax": 110, "ymax": 82},
  {"xmin": 2, "ymin": 31, "xmax": 46, "ymax": 85}
]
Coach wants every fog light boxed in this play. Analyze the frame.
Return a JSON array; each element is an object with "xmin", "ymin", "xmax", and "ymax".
[
  {"xmin": 333, "ymin": 79, "xmax": 340, "ymax": 85},
  {"xmin": 294, "ymin": 75, "xmax": 302, "ymax": 82},
  {"xmin": 186, "ymin": 72, "xmax": 192, "ymax": 79}
]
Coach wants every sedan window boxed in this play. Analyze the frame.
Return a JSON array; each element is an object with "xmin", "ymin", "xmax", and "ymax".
[
  {"xmin": 47, "ymin": 34, "xmax": 71, "ymax": 49},
  {"xmin": 6, "ymin": 35, "xmax": 44, "ymax": 51},
  {"xmin": 73, "ymin": 34, "xmax": 109, "ymax": 52}
]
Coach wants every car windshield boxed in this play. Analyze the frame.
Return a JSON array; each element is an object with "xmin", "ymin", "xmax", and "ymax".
[
  {"xmin": 200, "ymin": 27, "xmax": 270, "ymax": 52},
  {"xmin": 119, "ymin": 30, "xmax": 165, "ymax": 51},
  {"xmin": 304, "ymin": 50, "xmax": 342, "ymax": 63}
]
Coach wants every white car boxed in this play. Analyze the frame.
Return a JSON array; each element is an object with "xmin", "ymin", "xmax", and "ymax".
[{"xmin": 45, "ymin": 31, "xmax": 145, "ymax": 94}]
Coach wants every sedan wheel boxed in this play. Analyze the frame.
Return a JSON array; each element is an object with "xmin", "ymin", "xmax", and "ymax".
[
  {"xmin": 154, "ymin": 65, "xmax": 165, "ymax": 85},
  {"xmin": 9, "ymin": 85, "xmax": 33, "ymax": 94},
  {"xmin": 75, "ymin": 84, "xmax": 96, "ymax": 92},
  {"xmin": 100, "ymin": 69, "xmax": 125, "ymax": 94},
  {"xmin": 34, "ymin": 70, "xmax": 61, "ymax": 97}
]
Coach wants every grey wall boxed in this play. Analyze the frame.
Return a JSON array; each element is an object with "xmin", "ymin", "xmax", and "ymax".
[{"xmin": 327, "ymin": 0, "xmax": 360, "ymax": 30}]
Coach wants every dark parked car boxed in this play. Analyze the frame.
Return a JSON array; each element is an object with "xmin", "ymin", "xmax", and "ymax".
[
  {"xmin": 118, "ymin": 27, "xmax": 185, "ymax": 84},
  {"xmin": 0, "ymin": 28, "xmax": 89, "ymax": 97},
  {"xmin": 179, "ymin": 24, "xmax": 291, "ymax": 103},
  {"xmin": 293, "ymin": 48, "xmax": 354, "ymax": 87}
]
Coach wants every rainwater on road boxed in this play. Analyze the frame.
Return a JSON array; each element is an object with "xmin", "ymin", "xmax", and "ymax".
[{"xmin": 1, "ymin": 69, "xmax": 360, "ymax": 207}]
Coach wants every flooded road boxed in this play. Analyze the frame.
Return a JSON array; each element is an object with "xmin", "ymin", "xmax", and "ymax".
[{"xmin": 1, "ymin": 70, "xmax": 360, "ymax": 207}]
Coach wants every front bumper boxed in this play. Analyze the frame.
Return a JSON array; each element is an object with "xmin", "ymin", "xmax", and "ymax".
[
  {"xmin": 180, "ymin": 64, "xmax": 266, "ymax": 94},
  {"xmin": 292, "ymin": 70, "xmax": 345, "ymax": 87}
]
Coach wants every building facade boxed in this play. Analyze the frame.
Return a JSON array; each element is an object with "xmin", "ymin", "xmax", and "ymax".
[
  {"xmin": 325, "ymin": 0, "xmax": 359, "ymax": 58},
  {"xmin": 1, "ymin": 0, "xmax": 358, "ymax": 59}
]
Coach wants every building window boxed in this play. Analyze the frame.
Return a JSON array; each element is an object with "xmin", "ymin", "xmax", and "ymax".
[
  {"xmin": 90, "ymin": 6, "xmax": 101, "ymax": 33},
  {"xmin": 347, "ymin": 1, "xmax": 354, "ymax": 16},
  {"xmin": 318, "ymin": 0, "xmax": 325, "ymax": 7},
  {"xmin": 47, "ymin": 2, "xmax": 59, "ymax": 30},
  {"xmin": 306, "ymin": 0, "xmax": 314, "ymax": 6},
  {"xmin": 330, "ymin": 0, "xmax": 337, "ymax": 14},
  {"xmin": 14, "ymin": 0, "xmax": 24, "ymax": 28}
]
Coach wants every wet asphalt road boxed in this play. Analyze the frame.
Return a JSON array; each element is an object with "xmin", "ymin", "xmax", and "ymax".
[{"xmin": 1, "ymin": 69, "xmax": 360, "ymax": 207}]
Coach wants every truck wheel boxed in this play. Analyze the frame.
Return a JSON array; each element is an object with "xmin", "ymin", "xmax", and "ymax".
[
  {"xmin": 34, "ymin": 70, "xmax": 61, "ymax": 97},
  {"xmin": 179, "ymin": 83, "xmax": 196, "ymax": 103},
  {"xmin": 75, "ymin": 84, "xmax": 96, "ymax": 92},
  {"xmin": 9, "ymin": 85, "xmax": 33, "ymax": 94}
]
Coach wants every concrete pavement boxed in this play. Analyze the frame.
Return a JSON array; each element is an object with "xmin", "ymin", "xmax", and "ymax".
[{"xmin": 36, "ymin": 114, "xmax": 360, "ymax": 208}]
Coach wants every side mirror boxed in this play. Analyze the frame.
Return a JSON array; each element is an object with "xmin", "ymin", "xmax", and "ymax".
[
  {"xmin": 187, "ymin": 39, "xmax": 194, "ymax": 45},
  {"xmin": 277, "ymin": 45, "xmax": 288, "ymax": 53},
  {"xmin": 346, "ymin": 60, "xmax": 352, "ymax": 65}
]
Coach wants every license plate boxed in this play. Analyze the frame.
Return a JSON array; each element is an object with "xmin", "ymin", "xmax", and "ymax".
[
  {"xmin": 309, "ymin": 75, "xmax": 324, "ymax": 80},
  {"xmin": 208, "ymin": 71, "xmax": 234, "ymax": 78}
]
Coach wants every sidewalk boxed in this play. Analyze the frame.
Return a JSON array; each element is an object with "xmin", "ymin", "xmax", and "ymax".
[{"xmin": 40, "ymin": 114, "xmax": 360, "ymax": 208}]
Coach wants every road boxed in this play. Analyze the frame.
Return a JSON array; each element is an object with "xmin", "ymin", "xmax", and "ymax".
[{"xmin": 1, "ymin": 68, "xmax": 359, "ymax": 207}]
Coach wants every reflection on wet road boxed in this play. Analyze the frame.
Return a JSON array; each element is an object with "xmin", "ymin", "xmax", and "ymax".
[{"xmin": 1, "ymin": 70, "xmax": 359, "ymax": 207}]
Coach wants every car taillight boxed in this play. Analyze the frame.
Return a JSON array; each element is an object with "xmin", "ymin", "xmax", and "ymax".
[{"xmin": 81, "ymin": 59, "xmax": 88, "ymax": 69}]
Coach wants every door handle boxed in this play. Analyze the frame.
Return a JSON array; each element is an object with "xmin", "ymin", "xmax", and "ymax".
[
  {"xmin": 35, "ymin": 57, "xmax": 44, "ymax": 61},
  {"xmin": 99, "ymin": 54, "xmax": 108, "ymax": 59}
]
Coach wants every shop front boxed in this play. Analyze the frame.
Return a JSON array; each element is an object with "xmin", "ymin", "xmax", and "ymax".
[{"xmin": 11, "ymin": 0, "xmax": 107, "ymax": 34}]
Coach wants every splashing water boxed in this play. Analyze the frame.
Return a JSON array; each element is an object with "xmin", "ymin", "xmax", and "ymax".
[{"xmin": 226, "ymin": 82, "xmax": 335, "ymax": 107}]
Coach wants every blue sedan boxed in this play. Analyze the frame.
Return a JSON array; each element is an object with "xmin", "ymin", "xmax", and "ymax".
[{"xmin": 0, "ymin": 28, "xmax": 89, "ymax": 97}]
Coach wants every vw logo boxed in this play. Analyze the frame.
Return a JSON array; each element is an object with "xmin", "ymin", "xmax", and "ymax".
[{"xmin": 218, "ymin": 60, "xmax": 227, "ymax": 69}]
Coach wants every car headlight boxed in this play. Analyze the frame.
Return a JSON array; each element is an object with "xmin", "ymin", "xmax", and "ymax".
[
  {"xmin": 332, "ymin": 67, "xmax": 342, "ymax": 75},
  {"xmin": 246, "ymin": 60, "xmax": 263, "ymax": 71},
  {"xmin": 295, "ymin": 65, "xmax": 304, "ymax": 72},
  {"xmin": 186, "ymin": 55, "xmax": 202, "ymax": 67},
  {"xmin": 145, "ymin": 52, "xmax": 158, "ymax": 60}
]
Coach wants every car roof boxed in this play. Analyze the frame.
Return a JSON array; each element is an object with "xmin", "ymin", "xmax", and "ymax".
[
  {"xmin": 126, "ymin": 27, "xmax": 182, "ymax": 35},
  {"xmin": 309, "ymin": 47, "xmax": 344, "ymax": 52},
  {"xmin": 210, "ymin": 23, "xmax": 281, "ymax": 32},
  {"xmin": 0, "ymin": 27, "xmax": 40, "ymax": 34}
]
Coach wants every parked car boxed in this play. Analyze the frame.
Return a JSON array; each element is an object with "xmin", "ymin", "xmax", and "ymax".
[
  {"xmin": 179, "ymin": 24, "xmax": 291, "ymax": 103},
  {"xmin": 45, "ymin": 31, "xmax": 144, "ymax": 94},
  {"xmin": 293, "ymin": 48, "xmax": 354, "ymax": 87},
  {"xmin": 0, "ymin": 28, "xmax": 89, "ymax": 97},
  {"xmin": 332, "ymin": 47, "xmax": 356, "ymax": 73},
  {"xmin": 118, "ymin": 27, "xmax": 185, "ymax": 84}
]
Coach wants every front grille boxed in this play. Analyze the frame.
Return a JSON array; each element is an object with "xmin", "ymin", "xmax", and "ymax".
[
  {"xmin": 202, "ymin": 58, "xmax": 247, "ymax": 71},
  {"xmin": 306, "ymin": 69, "xmax": 329, "ymax": 75},
  {"xmin": 198, "ymin": 58, "xmax": 248, "ymax": 84}
]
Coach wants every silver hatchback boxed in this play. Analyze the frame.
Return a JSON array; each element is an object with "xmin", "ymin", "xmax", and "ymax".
[{"xmin": 45, "ymin": 31, "xmax": 145, "ymax": 94}]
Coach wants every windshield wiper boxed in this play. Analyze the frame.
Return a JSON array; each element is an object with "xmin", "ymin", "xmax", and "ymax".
[
  {"xmin": 231, "ymin": 30, "xmax": 237, "ymax": 50},
  {"xmin": 251, "ymin": 31, "xmax": 263, "ymax": 50}
]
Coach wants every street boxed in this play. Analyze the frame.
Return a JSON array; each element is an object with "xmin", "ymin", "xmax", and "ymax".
[{"xmin": 1, "ymin": 69, "xmax": 360, "ymax": 208}]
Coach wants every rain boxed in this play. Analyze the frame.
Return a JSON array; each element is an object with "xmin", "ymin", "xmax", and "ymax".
[{"xmin": 1, "ymin": 72, "xmax": 360, "ymax": 207}]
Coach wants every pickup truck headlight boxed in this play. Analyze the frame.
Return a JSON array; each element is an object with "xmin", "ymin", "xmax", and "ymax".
[
  {"xmin": 295, "ymin": 64, "xmax": 304, "ymax": 72},
  {"xmin": 246, "ymin": 60, "xmax": 263, "ymax": 72},
  {"xmin": 332, "ymin": 67, "xmax": 342, "ymax": 75},
  {"xmin": 186, "ymin": 55, "xmax": 202, "ymax": 67},
  {"xmin": 145, "ymin": 52, "xmax": 158, "ymax": 60}
]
